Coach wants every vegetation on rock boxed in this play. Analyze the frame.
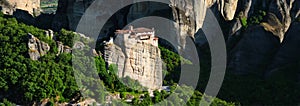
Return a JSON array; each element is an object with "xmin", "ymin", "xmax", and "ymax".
[{"xmin": 0, "ymin": 13, "xmax": 234, "ymax": 105}]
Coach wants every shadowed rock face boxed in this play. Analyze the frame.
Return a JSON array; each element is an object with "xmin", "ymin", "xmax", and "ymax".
[
  {"xmin": 228, "ymin": 22, "xmax": 300, "ymax": 77},
  {"xmin": 52, "ymin": 0, "xmax": 130, "ymax": 33},
  {"xmin": 127, "ymin": 0, "xmax": 206, "ymax": 50},
  {"xmin": 52, "ymin": 0, "xmax": 209, "ymax": 51},
  {"xmin": 268, "ymin": 22, "xmax": 300, "ymax": 72},
  {"xmin": 50, "ymin": 0, "xmax": 240, "ymax": 44},
  {"xmin": 225, "ymin": 0, "xmax": 300, "ymax": 77},
  {"xmin": 228, "ymin": 25, "xmax": 280, "ymax": 76}
]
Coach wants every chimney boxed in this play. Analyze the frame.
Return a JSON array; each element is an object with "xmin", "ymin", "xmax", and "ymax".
[{"xmin": 129, "ymin": 25, "xmax": 133, "ymax": 31}]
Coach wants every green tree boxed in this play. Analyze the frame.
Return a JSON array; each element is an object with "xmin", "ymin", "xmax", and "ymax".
[
  {"xmin": 58, "ymin": 29, "xmax": 76, "ymax": 47},
  {"xmin": 153, "ymin": 90, "xmax": 161, "ymax": 103},
  {"xmin": 132, "ymin": 97, "xmax": 139, "ymax": 105}
]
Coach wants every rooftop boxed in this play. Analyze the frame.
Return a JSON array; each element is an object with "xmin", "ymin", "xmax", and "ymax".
[{"xmin": 115, "ymin": 26, "xmax": 154, "ymax": 34}]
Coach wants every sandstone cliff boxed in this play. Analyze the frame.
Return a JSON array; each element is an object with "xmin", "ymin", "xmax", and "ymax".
[
  {"xmin": 226, "ymin": 0, "xmax": 300, "ymax": 75},
  {"xmin": 0, "ymin": 0, "xmax": 40, "ymax": 16},
  {"xmin": 104, "ymin": 26, "xmax": 162, "ymax": 90}
]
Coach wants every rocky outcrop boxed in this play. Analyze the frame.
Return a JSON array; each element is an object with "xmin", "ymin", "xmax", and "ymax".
[
  {"xmin": 105, "ymin": 94, "xmax": 121, "ymax": 104},
  {"xmin": 0, "ymin": 0, "xmax": 13, "ymax": 14},
  {"xmin": 56, "ymin": 32, "xmax": 91, "ymax": 55},
  {"xmin": 265, "ymin": 0, "xmax": 297, "ymax": 43},
  {"xmin": 219, "ymin": 0, "xmax": 239, "ymax": 21},
  {"xmin": 261, "ymin": 13, "xmax": 284, "ymax": 42},
  {"xmin": 225, "ymin": 0, "xmax": 300, "ymax": 76},
  {"xmin": 0, "ymin": 0, "xmax": 40, "ymax": 16},
  {"xmin": 104, "ymin": 26, "xmax": 162, "ymax": 90},
  {"xmin": 28, "ymin": 33, "xmax": 50, "ymax": 60},
  {"xmin": 230, "ymin": 21, "xmax": 300, "ymax": 77},
  {"xmin": 223, "ymin": 0, "xmax": 299, "ymax": 43},
  {"xmin": 238, "ymin": 0, "xmax": 252, "ymax": 18},
  {"xmin": 56, "ymin": 41, "xmax": 71, "ymax": 55},
  {"xmin": 205, "ymin": 0, "xmax": 216, "ymax": 7},
  {"xmin": 45, "ymin": 29, "xmax": 55, "ymax": 40},
  {"xmin": 27, "ymin": 30, "xmax": 92, "ymax": 58}
]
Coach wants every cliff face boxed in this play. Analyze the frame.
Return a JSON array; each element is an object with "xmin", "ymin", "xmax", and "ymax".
[
  {"xmin": 219, "ymin": 0, "xmax": 239, "ymax": 20},
  {"xmin": 104, "ymin": 43, "xmax": 162, "ymax": 90},
  {"xmin": 0, "ymin": 0, "xmax": 40, "ymax": 15},
  {"xmin": 104, "ymin": 26, "xmax": 162, "ymax": 90},
  {"xmin": 267, "ymin": 22, "xmax": 300, "ymax": 74},
  {"xmin": 226, "ymin": 0, "xmax": 300, "ymax": 75},
  {"xmin": 51, "ymin": 0, "xmax": 245, "ymax": 48}
]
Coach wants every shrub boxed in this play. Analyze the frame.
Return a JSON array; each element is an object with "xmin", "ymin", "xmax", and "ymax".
[
  {"xmin": 241, "ymin": 17, "xmax": 248, "ymax": 27},
  {"xmin": 249, "ymin": 10, "xmax": 267, "ymax": 25}
]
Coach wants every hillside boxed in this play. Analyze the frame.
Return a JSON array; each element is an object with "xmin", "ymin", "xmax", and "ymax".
[
  {"xmin": 0, "ymin": 13, "xmax": 235, "ymax": 105},
  {"xmin": 0, "ymin": 0, "xmax": 300, "ymax": 105}
]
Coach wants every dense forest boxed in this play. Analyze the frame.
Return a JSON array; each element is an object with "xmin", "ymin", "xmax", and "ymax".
[{"xmin": 0, "ymin": 12, "xmax": 234, "ymax": 105}]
